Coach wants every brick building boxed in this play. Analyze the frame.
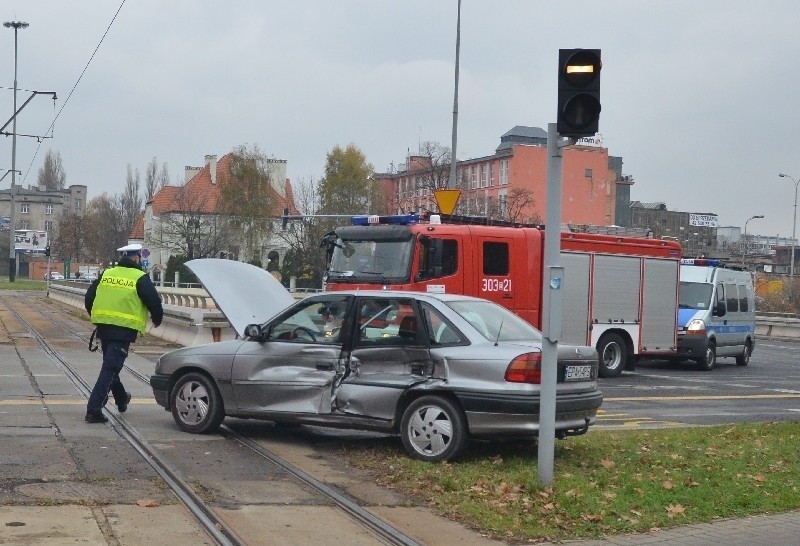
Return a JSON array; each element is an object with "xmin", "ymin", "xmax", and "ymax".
[{"xmin": 373, "ymin": 126, "xmax": 629, "ymax": 227}]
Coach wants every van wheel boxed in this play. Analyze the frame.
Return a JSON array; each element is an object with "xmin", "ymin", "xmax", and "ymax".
[
  {"xmin": 597, "ymin": 333, "xmax": 627, "ymax": 378},
  {"xmin": 736, "ymin": 341, "xmax": 751, "ymax": 366},
  {"xmin": 696, "ymin": 341, "xmax": 716, "ymax": 371}
]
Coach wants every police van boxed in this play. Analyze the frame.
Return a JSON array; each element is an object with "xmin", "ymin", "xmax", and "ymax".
[{"xmin": 676, "ymin": 259, "xmax": 755, "ymax": 370}]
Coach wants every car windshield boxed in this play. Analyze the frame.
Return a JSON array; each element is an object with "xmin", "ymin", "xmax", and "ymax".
[
  {"xmin": 679, "ymin": 282, "xmax": 713, "ymax": 309},
  {"xmin": 446, "ymin": 300, "xmax": 542, "ymax": 342},
  {"xmin": 328, "ymin": 238, "xmax": 413, "ymax": 283}
]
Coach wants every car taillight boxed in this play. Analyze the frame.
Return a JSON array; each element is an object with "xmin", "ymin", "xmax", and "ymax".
[{"xmin": 505, "ymin": 352, "xmax": 542, "ymax": 384}]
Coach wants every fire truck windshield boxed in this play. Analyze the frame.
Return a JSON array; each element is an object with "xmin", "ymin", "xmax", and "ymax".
[{"xmin": 327, "ymin": 238, "xmax": 414, "ymax": 283}]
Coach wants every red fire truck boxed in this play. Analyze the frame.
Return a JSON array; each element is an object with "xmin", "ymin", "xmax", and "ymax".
[{"xmin": 323, "ymin": 213, "xmax": 682, "ymax": 377}]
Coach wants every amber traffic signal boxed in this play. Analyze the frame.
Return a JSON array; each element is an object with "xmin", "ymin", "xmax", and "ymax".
[{"xmin": 557, "ymin": 49, "xmax": 601, "ymax": 138}]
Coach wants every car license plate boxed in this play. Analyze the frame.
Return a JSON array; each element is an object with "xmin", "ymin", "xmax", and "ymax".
[{"xmin": 565, "ymin": 365, "xmax": 592, "ymax": 381}]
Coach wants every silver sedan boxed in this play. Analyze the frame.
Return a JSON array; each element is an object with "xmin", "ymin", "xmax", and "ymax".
[{"xmin": 150, "ymin": 260, "xmax": 602, "ymax": 462}]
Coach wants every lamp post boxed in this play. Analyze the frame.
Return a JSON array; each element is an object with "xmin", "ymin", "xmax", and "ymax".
[
  {"xmin": 778, "ymin": 173, "xmax": 799, "ymax": 280},
  {"xmin": 743, "ymin": 215, "xmax": 764, "ymax": 269},
  {"xmin": 4, "ymin": 20, "xmax": 28, "ymax": 282}
]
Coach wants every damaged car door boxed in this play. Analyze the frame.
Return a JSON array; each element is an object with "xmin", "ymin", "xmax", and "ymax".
[
  {"xmin": 231, "ymin": 296, "xmax": 352, "ymax": 414},
  {"xmin": 334, "ymin": 296, "xmax": 434, "ymax": 420}
]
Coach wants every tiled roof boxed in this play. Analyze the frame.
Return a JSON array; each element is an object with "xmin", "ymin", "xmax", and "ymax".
[
  {"xmin": 149, "ymin": 153, "xmax": 296, "ymax": 216},
  {"xmin": 130, "ymin": 211, "xmax": 144, "ymax": 239}
]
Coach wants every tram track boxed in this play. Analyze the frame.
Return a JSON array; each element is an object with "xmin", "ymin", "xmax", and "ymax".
[{"xmin": 0, "ymin": 291, "xmax": 423, "ymax": 546}]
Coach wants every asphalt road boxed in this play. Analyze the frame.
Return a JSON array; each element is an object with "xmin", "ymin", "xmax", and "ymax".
[{"xmin": 596, "ymin": 338, "xmax": 800, "ymax": 430}]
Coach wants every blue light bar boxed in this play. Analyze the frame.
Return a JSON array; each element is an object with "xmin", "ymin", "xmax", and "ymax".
[
  {"xmin": 681, "ymin": 258, "xmax": 722, "ymax": 267},
  {"xmin": 351, "ymin": 214, "xmax": 420, "ymax": 226}
]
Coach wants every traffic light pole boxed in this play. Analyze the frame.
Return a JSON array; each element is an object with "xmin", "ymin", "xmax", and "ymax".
[{"xmin": 538, "ymin": 123, "xmax": 568, "ymax": 485}]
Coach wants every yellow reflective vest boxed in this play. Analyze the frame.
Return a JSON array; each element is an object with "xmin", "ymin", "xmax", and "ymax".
[{"xmin": 90, "ymin": 266, "xmax": 148, "ymax": 333}]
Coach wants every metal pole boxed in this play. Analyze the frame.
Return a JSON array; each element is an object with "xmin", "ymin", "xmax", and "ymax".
[
  {"xmin": 792, "ymin": 182, "xmax": 798, "ymax": 280},
  {"xmin": 448, "ymin": 0, "xmax": 461, "ymax": 189},
  {"xmin": 538, "ymin": 123, "xmax": 565, "ymax": 485},
  {"xmin": 4, "ymin": 21, "xmax": 28, "ymax": 282}
]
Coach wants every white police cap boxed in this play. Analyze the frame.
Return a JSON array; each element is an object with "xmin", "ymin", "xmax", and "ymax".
[{"xmin": 117, "ymin": 243, "xmax": 143, "ymax": 256}]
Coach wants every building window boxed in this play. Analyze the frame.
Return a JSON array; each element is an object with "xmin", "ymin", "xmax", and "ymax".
[
  {"xmin": 489, "ymin": 163, "xmax": 495, "ymax": 187},
  {"xmin": 46, "ymin": 204, "xmax": 53, "ymax": 215},
  {"xmin": 20, "ymin": 220, "xmax": 29, "ymax": 229},
  {"xmin": 500, "ymin": 160, "xmax": 509, "ymax": 185},
  {"xmin": 471, "ymin": 166, "xmax": 477, "ymax": 189},
  {"xmin": 74, "ymin": 198, "xmax": 82, "ymax": 212},
  {"xmin": 480, "ymin": 165, "xmax": 488, "ymax": 188},
  {"xmin": 20, "ymin": 203, "xmax": 29, "ymax": 214},
  {"xmin": 585, "ymin": 168, "xmax": 593, "ymax": 179},
  {"xmin": 45, "ymin": 220, "xmax": 53, "ymax": 232}
]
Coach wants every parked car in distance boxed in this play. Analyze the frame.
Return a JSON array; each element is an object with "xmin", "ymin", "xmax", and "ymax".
[
  {"xmin": 44, "ymin": 271, "xmax": 64, "ymax": 281},
  {"xmin": 150, "ymin": 259, "xmax": 603, "ymax": 462}
]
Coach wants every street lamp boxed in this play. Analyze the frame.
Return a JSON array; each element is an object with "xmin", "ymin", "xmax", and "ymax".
[
  {"xmin": 743, "ymin": 215, "xmax": 764, "ymax": 269},
  {"xmin": 4, "ymin": 20, "xmax": 29, "ymax": 282},
  {"xmin": 778, "ymin": 173, "xmax": 799, "ymax": 279}
]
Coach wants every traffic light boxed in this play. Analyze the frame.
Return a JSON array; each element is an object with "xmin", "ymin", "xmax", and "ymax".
[
  {"xmin": 557, "ymin": 49, "xmax": 602, "ymax": 138},
  {"xmin": 45, "ymin": 245, "xmax": 50, "ymax": 257}
]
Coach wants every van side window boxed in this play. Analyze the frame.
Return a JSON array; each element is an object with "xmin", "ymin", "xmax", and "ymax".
[
  {"xmin": 418, "ymin": 238, "xmax": 458, "ymax": 279},
  {"xmin": 441, "ymin": 240, "xmax": 458, "ymax": 276},
  {"xmin": 739, "ymin": 285, "xmax": 749, "ymax": 312},
  {"xmin": 725, "ymin": 283, "xmax": 739, "ymax": 312},
  {"xmin": 483, "ymin": 241, "xmax": 509, "ymax": 276}
]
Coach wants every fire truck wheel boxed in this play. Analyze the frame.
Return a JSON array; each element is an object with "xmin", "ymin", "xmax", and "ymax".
[
  {"xmin": 696, "ymin": 340, "xmax": 716, "ymax": 371},
  {"xmin": 400, "ymin": 396, "xmax": 469, "ymax": 462},
  {"xmin": 597, "ymin": 333, "xmax": 627, "ymax": 378}
]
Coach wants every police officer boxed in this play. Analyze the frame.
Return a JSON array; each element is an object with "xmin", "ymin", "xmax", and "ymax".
[{"xmin": 84, "ymin": 243, "xmax": 163, "ymax": 423}]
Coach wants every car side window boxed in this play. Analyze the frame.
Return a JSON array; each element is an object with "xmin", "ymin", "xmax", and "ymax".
[
  {"xmin": 356, "ymin": 298, "xmax": 423, "ymax": 347},
  {"xmin": 266, "ymin": 299, "xmax": 348, "ymax": 344},
  {"xmin": 421, "ymin": 303, "xmax": 464, "ymax": 345}
]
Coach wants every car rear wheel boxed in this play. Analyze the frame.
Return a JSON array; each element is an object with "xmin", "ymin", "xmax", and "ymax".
[
  {"xmin": 171, "ymin": 372, "xmax": 225, "ymax": 433},
  {"xmin": 736, "ymin": 341, "xmax": 751, "ymax": 366},
  {"xmin": 400, "ymin": 396, "xmax": 468, "ymax": 462},
  {"xmin": 597, "ymin": 333, "xmax": 627, "ymax": 378},
  {"xmin": 696, "ymin": 341, "xmax": 716, "ymax": 371}
]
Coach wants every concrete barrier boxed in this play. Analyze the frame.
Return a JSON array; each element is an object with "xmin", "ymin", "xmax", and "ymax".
[{"xmin": 49, "ymin": 283, "xmax": 800, "ymax": 346}]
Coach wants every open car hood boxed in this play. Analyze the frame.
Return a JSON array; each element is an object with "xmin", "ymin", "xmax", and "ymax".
[{"xmin": 186, "ymin": 259, "xmax": 296, "ymax": 337}]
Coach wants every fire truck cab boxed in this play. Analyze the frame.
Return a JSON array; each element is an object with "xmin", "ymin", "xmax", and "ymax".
[{"xmin": 324, "ymin": 214, "xmax": 682, "ymax": 378}]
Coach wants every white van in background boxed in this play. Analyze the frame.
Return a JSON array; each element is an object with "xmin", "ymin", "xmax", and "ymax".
[{"xmin": 676, "ymin": 259, "xmax": 756, "ymax": 370}]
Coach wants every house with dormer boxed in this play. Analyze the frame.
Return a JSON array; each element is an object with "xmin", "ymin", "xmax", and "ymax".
[{"xmin": 136, "ymin": 153, "xmax": 296, "ymax": 276}]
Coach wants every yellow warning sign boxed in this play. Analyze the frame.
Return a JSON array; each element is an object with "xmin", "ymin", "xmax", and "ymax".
[{"xmin": 433, "ymin": 189, "xmax": 461, "ymax": 215}]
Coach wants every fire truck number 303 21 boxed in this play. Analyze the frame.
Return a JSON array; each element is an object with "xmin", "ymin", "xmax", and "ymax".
[{"xmin": 482, "ymin": 278, "xmax": 511, "ymax": 292}]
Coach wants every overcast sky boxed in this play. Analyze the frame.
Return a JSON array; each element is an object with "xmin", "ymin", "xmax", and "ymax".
[{"xmin": 3, "ymin": 1, "xmax": 799, "ymax": 238}]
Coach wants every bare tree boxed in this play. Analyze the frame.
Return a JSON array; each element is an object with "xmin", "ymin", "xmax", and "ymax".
[
  {"xmin": 54, "ymin": 212, "xmax": 86, "ymax": 263},
  {"xmin": 145, "ymin": 157, "xmax": 159, "ymax": 201},
  {"xmin": 503, "ymin": 187, "xmax": 541, "ymax": 224},
  {"xmin": 84, "ymin": 194, "xmax": 126, "ymax": 263},
  {"xmin": 155, "ymin": 182, "xmax": 232, "ymax": 260},
  {"xmin": 37, "ymin": 149, "xmax": 67, "ymax": 190},
  {"xmin": 158, "ymin": 161, "xmax": 171, "ymax": 190},
  {"xmin": 415, "ymin": 141, "xmax": 452, "ymax": 193},
  {"xmin": 276, "ymin": 176, "xmax": 328, "ymax": 288},
  {"xmin": 121, "ymin": 164, "xmax": 143, "ymax": 238}
]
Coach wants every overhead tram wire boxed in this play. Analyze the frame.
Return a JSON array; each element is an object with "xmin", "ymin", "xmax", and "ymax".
[{"xmin": 20, "ymin": 0, "xmax": 128, "ymax": 185}]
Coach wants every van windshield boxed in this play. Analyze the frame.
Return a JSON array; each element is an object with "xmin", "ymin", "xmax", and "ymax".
[{"xmin": 679, "ymin": 282, "xmax": 713, "ymax": 309}]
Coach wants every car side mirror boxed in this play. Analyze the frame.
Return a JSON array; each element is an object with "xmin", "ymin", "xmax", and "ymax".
[
  {"xmin": 245, "ymin": 324, "xmax": 265, "ymax": 341},
  {"xmin": 713, "ymin": 301, "xmax": 726, "ymax": 317}
]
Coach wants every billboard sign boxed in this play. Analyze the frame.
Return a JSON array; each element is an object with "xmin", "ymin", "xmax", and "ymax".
[
  {"xmin": 15, "ymin": 230, "xmax": 48, "ymax": 252},
  {"xmin": 689, "ymin": 214, "xmax": 718, "ymax": 228}
]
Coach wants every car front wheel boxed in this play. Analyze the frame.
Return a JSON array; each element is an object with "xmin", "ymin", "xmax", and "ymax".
[
  {"xmin": 400, "ymin": 396, "xmax": 468, "ymax": 462},
  {"xmin": 696, "ymin": 341, "xmax": 716, "ymax": 371},
  {"xmin": 170, "ymin": 372, "xmax": 225, "ymax": 434}
]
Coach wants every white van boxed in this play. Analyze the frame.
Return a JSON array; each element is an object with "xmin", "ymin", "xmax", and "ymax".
[{"xmin": 676, "ymin": 259, "xmax": 755, "ymax": 370}]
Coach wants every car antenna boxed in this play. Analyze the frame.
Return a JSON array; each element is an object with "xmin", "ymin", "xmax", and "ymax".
[{"xmin": 494, "ymin": 319, "xmax": 504, "ymax": 346}]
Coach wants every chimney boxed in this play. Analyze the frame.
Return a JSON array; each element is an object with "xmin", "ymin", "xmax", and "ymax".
[
  {"xmin": 184, "ymin": 165, "xmax": 202, "ymax": 183},
  {"xmin": 205, "ymin": 154, "xmax": 217, "ymax": 184}
]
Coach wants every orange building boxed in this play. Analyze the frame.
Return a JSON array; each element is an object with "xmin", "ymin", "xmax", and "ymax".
[{"xmin": 374, "ymin": 126, "xmax": 629, "ymax": 228}]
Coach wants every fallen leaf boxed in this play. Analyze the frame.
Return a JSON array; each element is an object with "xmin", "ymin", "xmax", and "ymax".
[
  {"xmin": 662, "ymin": 480, "xmax": 674, "ymax": 490},
  {"xmin": 601, "ymin": 458, "xmax": 615, "ymax": 469},
  {"xmin": 666, "ymin": 504, "xmax": 685, "ymax": 518},
  {"xmin": 136, "ymin": 498, "xmax": 160, "ymax": 508}
]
